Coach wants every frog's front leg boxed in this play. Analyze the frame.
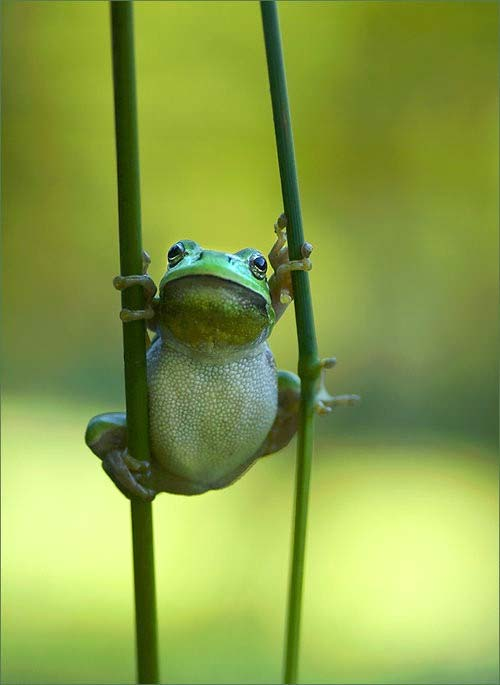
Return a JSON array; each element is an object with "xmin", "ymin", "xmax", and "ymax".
[
  {"xmin": 268, "ymin": 214, "xmax": 313, "ymax": 321},
  {"xmin": 113, "ymin": 250, "xmax": 158, "ymax": 323},
  {"xmin": 257, "ymin": 370, "xmax": 301, "ymax": 457},
  {"xmin": 85, "ymin": 413, "xmax": 157, "ymax": 501}
]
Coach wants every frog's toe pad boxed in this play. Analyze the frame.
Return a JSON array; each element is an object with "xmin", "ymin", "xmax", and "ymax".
[
  {"xmin": 103, "ymin": 451, "xmax": 156, "ymax": 502},
  {"xmin": 124, "ymin": 450, "xmax": 151, "ymax": 476},
  {"xmin": 315, "ymin": 393, "xmax": 361, "ymax": 415},
  {"xmin": 119, "ymin": 306, "xmax": 155, "ymax": 322}
]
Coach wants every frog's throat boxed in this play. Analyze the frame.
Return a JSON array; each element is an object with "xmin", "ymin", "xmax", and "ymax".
[{"xmin": 159, "ymin": 275, "xmax": 274, "ymax": 353}]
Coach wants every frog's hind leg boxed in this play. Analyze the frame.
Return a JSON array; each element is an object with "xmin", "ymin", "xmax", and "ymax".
[
  {"xmin": 257, "ymin": 363, "xmax": 360, "ymax": 458},
  {"xmin": 85, "ymin": 413, "xmax": 156, "ymax": 501},
  {"xmin": 258, "ymin": 370, "xmax": 301, "ymax": 457},
  {"xmin": 211, "ymin": 364, "xmax": 359, "ymax": 491},
  {"xmin": 85, "ymin": 412, "xmax": 127, "ymax": 457},
  {"xmin": 85, "ymin": 413, "xmax": 209, "ymax": 498}
]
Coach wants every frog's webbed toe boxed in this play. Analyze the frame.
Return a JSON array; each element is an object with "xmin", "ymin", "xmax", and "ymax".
[
  {"xmin": 102, "ymin": 449, "xmax": 157, "ymax": 502},
  {"xmin": 85, "ymin": 412, "xmax": 157, "ymax": 501},
  {"xmin": 314, "ymin": 357, "xmax": 360, "ymax": 415}
]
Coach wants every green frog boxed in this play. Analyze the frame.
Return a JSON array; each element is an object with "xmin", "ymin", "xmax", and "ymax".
[{"xmin": 85, "ymin": 216, "xmax": 358, "ymax": 500}]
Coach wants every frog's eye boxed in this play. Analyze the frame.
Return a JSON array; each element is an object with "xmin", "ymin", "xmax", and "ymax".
[
  {"xmin": 168, "ymin": 242, "xmax": 186, "ymax": 267},
  {"xmin": 249, "ymin": 253, "xmax": 267, "ymax": 280}
]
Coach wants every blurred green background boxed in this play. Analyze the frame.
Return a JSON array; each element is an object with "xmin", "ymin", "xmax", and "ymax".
[{"xmin": 1, "ymin": 1, "xmax": 498, "ymax": 684}]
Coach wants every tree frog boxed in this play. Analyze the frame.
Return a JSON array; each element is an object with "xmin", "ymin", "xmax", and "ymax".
[{"xmin": 85, "ymin": 216, "xmax": 358, "ymax": 500}]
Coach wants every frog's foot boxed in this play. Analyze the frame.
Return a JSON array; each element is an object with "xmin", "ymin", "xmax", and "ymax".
[
  {"xmin": 113, "ymin": 251, "xmax": 158, "ymax": 323},
  {"xmin": 314, "ymin": 357, "xmax": 360, "ymax": 415},
  {"xmin": 85, "ymin": 412, "xmax": 156, "ymax": 501},
  {"xmin": 252, "ymin": 362, "xmax": 358, "ymax": 465},
  {"xmin": 256, "ymin": 370, "xmax": 301, "ymax": 458},
  {"xmin": 102, "ymin": 449, "xmax": 157, "ymax": 502},
  {"xmin": 268, "ymin": 214, "xmax": 313, "ymax": 321}
]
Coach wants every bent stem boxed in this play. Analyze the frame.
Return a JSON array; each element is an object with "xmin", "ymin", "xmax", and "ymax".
[
  {"xmin": 110, "ymin": 3, "xmax": 159, "ymax": 683},
  {"xmin": 260, "ymin": 3, "xmax": 320, "ymax": 684}
]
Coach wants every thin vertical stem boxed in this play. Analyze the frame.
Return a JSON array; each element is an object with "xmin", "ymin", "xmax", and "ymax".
[
  {"xmin": 110, "ymin": 3, "xmax": 159, "ymax": 683},
  {"xmin": 260, "ymin": 3, "xmax": 320, "ymax": 684}
]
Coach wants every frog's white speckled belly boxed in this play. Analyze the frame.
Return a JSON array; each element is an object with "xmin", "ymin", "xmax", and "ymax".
[{"xmin": 146, "ymin": 339, "xmax": 278, "ymax": 487}]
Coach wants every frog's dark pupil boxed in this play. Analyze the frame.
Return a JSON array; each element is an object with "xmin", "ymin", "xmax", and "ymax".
[
  {"xmin": 168, "ymin": 243, "xmax": 185, "ymax": 261},
  {"xmin": 253, "ymin": 256, "xmax": 267, "ymax": 272}
]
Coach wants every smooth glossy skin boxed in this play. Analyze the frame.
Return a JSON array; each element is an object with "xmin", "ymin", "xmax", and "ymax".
[{"xmin": 86, "ymin": 222, "xmax": 358, "ymax": 500}]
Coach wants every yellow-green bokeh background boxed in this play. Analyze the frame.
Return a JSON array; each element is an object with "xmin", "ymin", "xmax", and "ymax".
[{"xmin": 2, "ymin": 2, "xmax": 498, "ymax": 683}]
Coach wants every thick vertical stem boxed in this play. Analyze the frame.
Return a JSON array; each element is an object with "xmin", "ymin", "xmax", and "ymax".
[
  {"xmin": 260, "ymin": 3, "xmax": 321, "ymax": 684},
  {"xmin": 110, "ymin": 3, "xmax": 159, "ymax": 683}
]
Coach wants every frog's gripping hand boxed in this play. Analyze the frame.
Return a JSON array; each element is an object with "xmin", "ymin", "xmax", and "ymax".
[
  {"xmin": 85, "ymin": 413, "xmax": 157, "ymax": 502},
  {"xmin": 268, "ymin": 214, "xmax": 312, "ymax": 322},
  {"xmin": 113, "ymin": 250, "xmax": 158, "ymax": 324}
]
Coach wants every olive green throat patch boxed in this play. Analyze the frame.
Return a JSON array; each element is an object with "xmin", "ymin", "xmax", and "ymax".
[{"xmin": 160, "ymin": 275, "xmax": 272, "ymax": 351}]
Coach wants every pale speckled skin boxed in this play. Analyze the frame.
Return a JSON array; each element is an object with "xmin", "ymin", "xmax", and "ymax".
[{"xmin": 147, "ymin": 337, "xmax": 277, "ymax": 489}]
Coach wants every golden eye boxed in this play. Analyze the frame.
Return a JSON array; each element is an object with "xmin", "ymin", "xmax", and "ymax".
[{"xmin": 249, "ymin": 254, "xmax": 267, "ymax": 279}]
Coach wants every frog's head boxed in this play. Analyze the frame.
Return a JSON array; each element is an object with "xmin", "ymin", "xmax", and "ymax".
[{"xmin": 158, "ymin": 240, "xmax": 275, "ymax": 354}]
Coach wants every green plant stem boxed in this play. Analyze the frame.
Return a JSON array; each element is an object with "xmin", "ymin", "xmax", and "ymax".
[
  {"xmin": 260, "ymin": 3, "xmax": 320, "ymax": 684},
  {"xmin": 110, "ymin": 3, "xmax": 159, "ymax": 683}
]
